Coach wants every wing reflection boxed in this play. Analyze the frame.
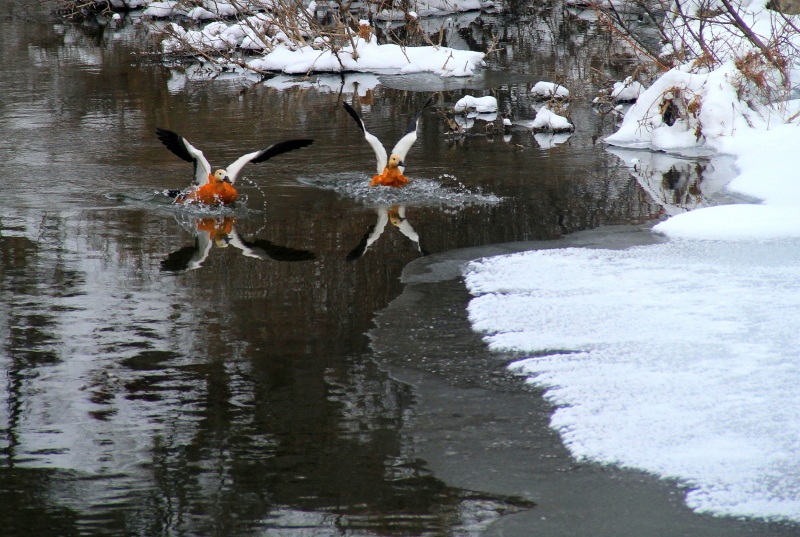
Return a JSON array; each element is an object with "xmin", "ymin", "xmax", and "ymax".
[
  {"xmin": 162, "ymin": 217, "xmax": 315, "ymax": 272},
  {"xmin": 347, "ymin": 206, "xmax": 427, "ymax": 261}
]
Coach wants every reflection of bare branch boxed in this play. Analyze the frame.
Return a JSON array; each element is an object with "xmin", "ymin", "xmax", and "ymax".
[{"xmin": 592, "ymin": 6, "xmax": 669, "ymax": 71}]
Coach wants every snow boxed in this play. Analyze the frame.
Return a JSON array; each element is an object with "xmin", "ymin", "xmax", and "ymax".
[
  {"xmin": 605, "ymin": 66, "xmax": 800, "ymax": 240},
  {"xmin": 147, "ymin": 0, "xmax": 485, "ymax": 77},
  {"xmin": 372, "ymin": 0, "xmax": 481, "ymax": 20},
  {"xmin": 459, "ymin": 0, "xmax": 800, "ymax": 523},
  {"xmin": 611, "ymin": 76, "xmax": 643, "ymax": 102},
  {"xmin": 531, "ymin": 81, "xmax": 569, "ymax": 99},
  {"xmin": 465, "ymin": 240, "xmax": 800, "ymax": 521},
  {"xmin": 454, "ymin": 95, "xmax": 498, "ymax": 113},
  {"xmin": 246, "ymin": 35, "xmax": 484, "ymax": 77},
  {"xmin": 143, "ymin": 1, "xmax": 183, "ymax": 18},
  {"xmin": 531, "ymin": 106, "xmax": 573, "ymax": 132}
]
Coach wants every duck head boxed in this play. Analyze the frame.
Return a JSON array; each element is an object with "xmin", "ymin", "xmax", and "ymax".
[
  {"xmin": 387, "ymin": 155, "xmax": 405, "ymax": 169},
  {"xmin": 210, "ymin": 169, "xmax": 233, "ymax": 184}
]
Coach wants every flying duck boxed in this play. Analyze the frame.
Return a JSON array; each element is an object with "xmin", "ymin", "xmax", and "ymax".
[
  {"xmin": 342, "ymin": 96, "xmax": 433, "ymax": 187},
  {"xmin": 156, "ymin": 128, "xmax": 314, "ymax": 205}
]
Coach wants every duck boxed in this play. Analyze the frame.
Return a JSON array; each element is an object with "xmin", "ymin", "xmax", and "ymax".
[
  {"xmin": 342, "ymin": 96, "xmax": 433, "ymax": 187},
  {"xmin": 156, "ymin": 127, "xmax": 314, "ymax": 205}
]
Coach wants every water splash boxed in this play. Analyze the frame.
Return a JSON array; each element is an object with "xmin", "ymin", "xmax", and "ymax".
[
  {"xmin": 297, "ymin": 172, "xmax": 503, "ymax": 209},
  {"xmin": 104, "ymin": 190, "xmax": 259, "ymax": 219}
]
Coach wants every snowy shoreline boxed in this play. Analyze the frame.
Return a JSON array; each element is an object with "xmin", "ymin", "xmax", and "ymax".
[{"xmin": 463, "ymin": 70, "xmax": 800, "ymax": 520}]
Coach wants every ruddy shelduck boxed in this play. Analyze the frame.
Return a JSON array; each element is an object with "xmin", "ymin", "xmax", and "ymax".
[
  {"xmin": 156, "ymin": 128, "xmax": 313, "ymax": 205},
  {"xmin": 342, "ymin": 96, "xmax": 433, "ymax": 187}
]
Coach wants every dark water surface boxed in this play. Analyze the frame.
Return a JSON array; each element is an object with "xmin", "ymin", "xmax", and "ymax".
[{"xmin": 0, "ymin": 1, "xmax": 721, "ymax": 535}]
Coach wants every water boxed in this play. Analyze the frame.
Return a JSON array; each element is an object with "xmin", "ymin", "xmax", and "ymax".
[{"xmin": 0, "ymin": 1, "xmax": 675, "ymax": 535}]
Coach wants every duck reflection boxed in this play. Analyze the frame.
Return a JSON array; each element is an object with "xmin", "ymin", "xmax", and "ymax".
[
  {"xmin": 162, "ymin": 216, "xmax": 315, "ymax": 272},
  {"xmin": 347, "ymin": 206, "xmax": 427, "ymax": 260}
]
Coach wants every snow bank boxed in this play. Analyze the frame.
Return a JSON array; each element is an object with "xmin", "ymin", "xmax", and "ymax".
[
  {"xmin": 150, "ymin": 0, "xmax": 485, "ymax": 77},
  {"xmin": 247, "ymin": 35, "xmax": 484, "ymax": 77},
  {"xmin": 653, "ymin": 122, "xmax": 800, "ymax": 239},
  {"xmin": 465, "ymin": 240, "xmax": 800, "ymax": 521},
  {"xmin": 605, "ymin": 61, "xmax": 769, "ymax": 152},
  {"xmin": 606, "ymin": 62, "xmax": 800, "ymax": 240}
]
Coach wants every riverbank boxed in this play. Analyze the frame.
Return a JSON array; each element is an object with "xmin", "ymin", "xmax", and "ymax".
[{"xmin": 369, "ymin": 224, "xmax": 800, "ymax": 536}]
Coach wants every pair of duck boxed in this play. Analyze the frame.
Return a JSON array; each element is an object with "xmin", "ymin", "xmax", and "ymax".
[{"xmin": 158, "ymin": 97, "xmax": 434, "ymax": 206}]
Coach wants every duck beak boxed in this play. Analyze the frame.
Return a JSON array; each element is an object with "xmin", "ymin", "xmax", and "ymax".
[
  {"xmin": 398, "ymin": 160, "xmax": 406, "ymax": 168},
  {"xmin": 223, "ymin": 178, "xmax": 232, "ymax": 184}
]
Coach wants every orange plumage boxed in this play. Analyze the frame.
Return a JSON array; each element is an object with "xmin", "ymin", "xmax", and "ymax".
[
  {"xmin": 175, "ymin": 173, "xmax": 239, "ymax": 206},
  {"xmin": 370, "ymin": 168, "xmax": 408, "ymax": 187}
]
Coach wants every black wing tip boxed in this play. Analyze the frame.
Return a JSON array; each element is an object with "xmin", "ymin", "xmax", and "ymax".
[
  {"xmin": 155, "ymin": 127, "xmax": 196, "ymax": 163},
  {"xmin": 275, "ymin": 138, "xmax": 315, "ymax": 150},
  {"xmin": 248, "ymin": 139, "xmax": 315, "ymax": 164},
  {"xmin": 155, "ymin": 126, "xmax": 178, "ymax": 140},
  {"xmin": 406, "ymin": 95, "xmax": 435, "ymax": 134},
  {"xmin": 342, "ymin": 101, "xmax": 366, "ymax": 133},
  {"xmin": 292, "ymin": 139, "xmax": 315, "ymax": 148}
]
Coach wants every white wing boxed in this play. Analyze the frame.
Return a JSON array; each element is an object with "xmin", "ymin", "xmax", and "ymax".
[
  {"xmin": 155, "ymin": 128, "xmax": 212, "ymax": 186},
  {"xmin": 388, "ymin": 96, "xmax": 433, "ymax": 170},
  {"xmin": 223, "ymin": 139, "xmax": 314, "ymax": 184},
  {"xmin": 343, "ymin": 102, "xmax": 387, "ymax": 174},
  {"xmin": 365, "ymin": 131, "xmax": 388, "ymax": 174},
  {"xmin": 389, "ymin": 130, "xmax": 417, "ymax": 170},
  {"xmin": 224, "ymin": 150, "xmax": 261, "ymax": 185}
]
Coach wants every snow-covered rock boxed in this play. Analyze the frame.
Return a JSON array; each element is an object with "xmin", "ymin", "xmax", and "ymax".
[
  {"xmin": 454, "ymin": 95, "xmax": 498, "ymax": 113},
  {"xmin": 611, "ymin": 76, "xmax": 644, "ymax": 102},
  {"xmin": 531, "ymin": 106, "xmax": 573, "ymax": 132},
  {"xmin": 531, "ymin": 81, "xmax": 569, "ymax": 99}
]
